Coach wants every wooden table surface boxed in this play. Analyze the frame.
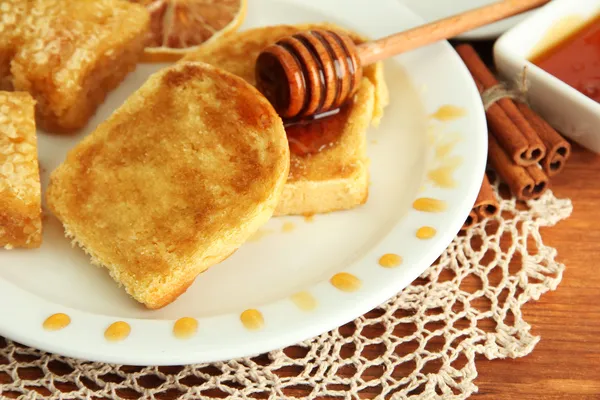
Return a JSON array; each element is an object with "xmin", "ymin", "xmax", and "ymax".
[
  {"xmin": 472, "ymin": 142, "xmax": 600, "ymax": 399},
  {"xmin": 457, "ymin": 41, "xmax": 600, "ymax": 400}
]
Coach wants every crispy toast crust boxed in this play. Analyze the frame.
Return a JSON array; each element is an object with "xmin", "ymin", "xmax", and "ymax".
[
  {"xmin": 7, "ymin": 0, "xmax": 150, "ymax": 133},
  {"xmin": 0, "ymin": 91, "xmax": 41, "ymax": 249},
  {"xmin": 183, "ymin": 23, "xmax": 389, "ymax": 216},
  {"xmin": 47, "ymin": 62, "xmax": 289, "ymax": 308}
]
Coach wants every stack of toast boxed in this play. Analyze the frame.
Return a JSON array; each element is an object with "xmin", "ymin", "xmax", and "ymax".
[
  {"xmin": 0, "ymin": 2, "xmax": 389, "ymax": 308},
  {"xmin": 183, "ymin": 23, "xmax": 389, "ymax": 216}
]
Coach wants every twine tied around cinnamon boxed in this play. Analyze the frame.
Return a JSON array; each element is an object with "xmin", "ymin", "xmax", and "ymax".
[
  {"xmin": 462, "ymin": 66, "xmax": 534, "ymax": 231},
  {"xmin": 470, "ymin": 57, "xmax": 570, "ymax": 183},
  {"xmin": 457, "ymin": 44, "xmax": 572, "ymax": 231},
  {"xmin": 480, "ymin": 66, "xmax": 530, "ymax": 110}
]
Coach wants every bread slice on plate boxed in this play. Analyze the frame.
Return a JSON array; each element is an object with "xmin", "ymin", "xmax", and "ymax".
[
  {"xmin": 0, "ymin": 91, "xmax": 42, "ymax": 250},
  {"xmin": 46, "ymin": 62, "xmax": 289, "ymax": 309},
  {"xmin": 0, "ymin": 0, "xmax": 28, "ymax": 91},
  {"xmin": 9, "ymin": 0, "xmax": 150, "ymax": 133},
  {"xmin": 183, "ymin": 23, "xmax": 390, "ymax": 216}
]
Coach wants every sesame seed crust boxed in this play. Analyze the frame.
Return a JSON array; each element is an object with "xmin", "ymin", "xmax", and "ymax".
[
  {"xmin": 0, "ymin": 91, "xmax": 42, "ymax": 249},
  {"xmin": 4, "ymin": 0, "xmax": 150, "ymax": 132}
]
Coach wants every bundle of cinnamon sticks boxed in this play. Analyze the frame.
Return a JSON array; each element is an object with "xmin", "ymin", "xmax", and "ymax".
[{"xmin": 456, "ymin": 44, "xmax": 571, "ymax": 231}]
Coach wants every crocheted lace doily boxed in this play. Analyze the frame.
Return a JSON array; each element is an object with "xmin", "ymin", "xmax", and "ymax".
[{"xmin": 0, "ymin": 176, "xmax": 573, "ymax": 399}]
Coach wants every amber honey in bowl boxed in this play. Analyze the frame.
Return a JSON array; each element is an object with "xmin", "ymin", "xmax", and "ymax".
[{"xmin": 530, "ymin": 14, "xmax": 600, "ymax": 103}]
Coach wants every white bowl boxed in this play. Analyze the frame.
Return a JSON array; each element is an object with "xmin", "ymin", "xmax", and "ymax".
[{"xmin": 494, "ymin": 0, "xmax": 600, "ymax": 153}]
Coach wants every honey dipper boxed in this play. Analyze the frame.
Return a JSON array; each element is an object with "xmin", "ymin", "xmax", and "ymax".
[{"xmin": 255, "ymin": 0, "xmax": 549, "ymax": 120}]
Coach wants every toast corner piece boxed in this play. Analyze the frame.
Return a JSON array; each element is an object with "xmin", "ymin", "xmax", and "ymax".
[
  {"xmin": 47, "ymin": 62, "xmax": 289, "ymax": 309},
  {"xmin": 274, "ymin": 161, "xmax": 369, "ymax": 217},
  {"xmin": 11, "ymin": 0, "xmax": 151, "ymax": 133},
  {"xmin": 143, "ymin": 280, "xmax": 196, "ymax": 310},
  {"xmin": 0, "ymin": 91, "xmax": 42, "ymax": 250},
  {"xmin": 274, "ymin": 77, "xmax": 376, "ymax": 217},
  {"xmin": 182, "ymin": 23, "xmax": 386, "ymax": 217}
]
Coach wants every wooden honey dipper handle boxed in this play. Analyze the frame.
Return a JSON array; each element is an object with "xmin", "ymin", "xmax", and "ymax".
[
  {"xmin": 255, "ymin": 0, "xmax": 550, "ymax": 120},
  {"xmin": 357, "ymin": 0, "xmax": 549, "ymax": 65}
]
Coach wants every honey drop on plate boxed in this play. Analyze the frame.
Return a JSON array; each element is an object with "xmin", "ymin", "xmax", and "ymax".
[
  {"xmin": 416, "ymin": 226, "xmax": 437, "ymax": 239},
  {"xmin": 379, "ymin": 254, "xmax": 402, "ymax": 268},
  {"xmin": 240, "ymin": 309, "xmax": 264, "ymax": 331},
  {"xmin": 290, "ymin": 291, "xmax": 317, "ymax": 311},
  {"xmin": 173, "ymin": 317, "xmax": 198, "ymax": 339},
  {"xmin": 430, "ymin": 105, "xmax": 466, "ymax": 121},
  {"xmin": 104, "ymin": 321, "xmax": 131, "ymax": 342},
  {"xmin": 412, "ymin": 198, "xmax": 447, "ymax": 213},
  {"xmin": 43, "ymin": 313, "xmax": 71, "ymax": 331},
  {"xmin": 330, "ymin": 272, "xmax": 362, "ymax": 292}
]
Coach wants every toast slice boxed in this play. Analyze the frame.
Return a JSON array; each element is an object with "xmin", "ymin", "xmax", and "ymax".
[
  {"xmin": 46, "ymin": 62, "xmax": 289, "ymax": 308},
  {"xmin": 8, "ymin": 0, "xmax": 150, "ymax": 133},
  {"xmin": 183, "ymin": 23, "xmax": 389, "ymax": 215},
  {"xmin": 0, "ymin": 91, "xmax": 42, "ymax": 249},
  {"xmin": 0, "ymin": 0, "xmax": 29, "ymax": 91}
]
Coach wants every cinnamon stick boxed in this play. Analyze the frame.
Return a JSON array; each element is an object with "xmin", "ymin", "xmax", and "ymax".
[
  {"xmin": 526, "ymin": 163, "xmax": 549, "ymax": 197},
  {"xmin": 474, "ymin": 173, "xmax": 499, "ymax": 219},
  {"xmin": 461, "ymin": 173, "xmax": 499, "ymax": 231},
  {"xmin": 487, "ymin": 133, "xmax": 549, "ymax": 201},
  {"xmin": 516, "ymin": 102, "xmax": 571, "ymax": 176},
  {"xmin": 461, "ymin": 210, "xmax": 479, "ymax": 231},
  {"xmin": 456, "ymin": 44, "xmax": 545, "ymax": 166}
]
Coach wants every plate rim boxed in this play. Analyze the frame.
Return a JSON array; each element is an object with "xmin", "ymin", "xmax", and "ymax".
[{"xmin": 0, "ymin": 0, "xmax": 488, "ymax": 365}]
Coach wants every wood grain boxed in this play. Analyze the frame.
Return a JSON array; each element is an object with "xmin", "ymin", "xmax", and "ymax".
[{"xmin": 473, "ymin": 143, "xmax": 600, "ymax": 399}]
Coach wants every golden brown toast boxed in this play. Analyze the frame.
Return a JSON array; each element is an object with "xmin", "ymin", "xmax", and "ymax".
[
  {"xmin": 46, "ymin": 62, "xmax": 290, "ymax": 308},
  {"xmin": 0, "ymin": 91, "xmax": 42, "ymax": 249},
  {"xmin": 0, "ymin": 0, "xmax": 28, "ymax": 91},
  {"xmin": 5, "ymin": 0, "xmax": 150, "ymax": 133},
  {"xmin": 183, "ymin": 23, "xmax": 389, "ymax": 215}
]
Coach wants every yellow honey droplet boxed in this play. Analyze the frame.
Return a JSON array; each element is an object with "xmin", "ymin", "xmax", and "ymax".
[
  {"xmin": 379, "ymin": 254, "xmax": 403, "ymax": 268},
  {"xmin": 412, "ymin": 198, "xmax": 447, "ymax": 213},
  {"xmin": 430, "ymin": 105, "xmax": 466, "ymax": 121},
  {"xmin": 416, "ymin": 226, "xmax": 437, "ymax": 239},
  {"xmin": 290, "ymin": 291, "xmax": 318, "ymax": 311},
  {"xmin": 303, "ymin": 213, "xmax": 315, "ymax": 223},
  {"xmin": 435, "ymin": 138, "xmax": 460, "ymax": 159},
  {"xmin": 330, "ymin": 272, "xmax": 362, "ymax": 292},
  {"xmin": 240, "ymin": 309, "xmax": 264, "ymax": 331},
  {"xmin": 282, "ymin": 222, "xmax": 295, "ymax": 233},
  {"xmin": 427, "ymin": 167, "xmax": 457, "ymax": 189},
  {"xmin": 104, "ymin": 321, "xmax": 131, "ymax": 342},
  {"xmin": 43, "ymin": 313, "xmax": 71, "ymax": 331},
  {"xmin": 173, "ymin": 317, "xmax": 198, "ymax": 339}
]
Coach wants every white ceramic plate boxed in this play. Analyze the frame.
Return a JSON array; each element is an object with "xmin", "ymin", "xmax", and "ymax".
[
  {"xmin": 398, "ymin": 0, "xmax": 536, "ymax": 40},
  {"xmin": 0, "ymin": 0, "xmax": 487, "ymax": 365}
]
